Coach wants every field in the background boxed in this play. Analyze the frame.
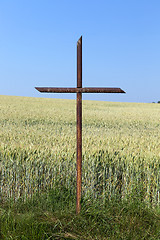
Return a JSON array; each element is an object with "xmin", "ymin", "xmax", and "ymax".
[{"xmin": 0, "ymin": 95, "xmax": 160, "ymax": 206}]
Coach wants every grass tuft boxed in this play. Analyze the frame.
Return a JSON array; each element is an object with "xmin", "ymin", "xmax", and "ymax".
[{"xmin": 0, "ymin": 188, "xmax": 160, "ymax": 240}]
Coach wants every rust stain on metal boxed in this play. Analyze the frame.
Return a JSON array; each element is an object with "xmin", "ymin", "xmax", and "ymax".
[
  {"xmin": 76, "ymin": 92, "xmax": 82, "ymax": 214},
  {"xmin": 35, "ymin": 87, "xmax": 125, "ymax": 93},
  {"xmin": 76, "ymin": 36, "xmax": 82, "ymax": 214},
  {"xmin": 35, "ymin": 36, "xmax": 126, "ymax": 214}
]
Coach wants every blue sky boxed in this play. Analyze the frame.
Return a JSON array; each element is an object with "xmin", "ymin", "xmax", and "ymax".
[{"xmin": 0, "ymin": 0, "xmax": 160, "ymax": 103}]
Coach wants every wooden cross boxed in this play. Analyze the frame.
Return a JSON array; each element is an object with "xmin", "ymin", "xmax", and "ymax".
[{"xmin": 35, "ymin": 36, "xmax": 125, "ymax": 214}]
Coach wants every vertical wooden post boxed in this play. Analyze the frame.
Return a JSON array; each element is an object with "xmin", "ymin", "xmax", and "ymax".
[{"xmin": 76, "ymin": 36, "xmax": 82, "ymax": 214}]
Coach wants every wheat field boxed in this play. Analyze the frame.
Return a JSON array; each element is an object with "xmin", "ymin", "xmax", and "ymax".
[{"xmin": 0, "ymin": 95, "xmax": 159, "ymax": 206}]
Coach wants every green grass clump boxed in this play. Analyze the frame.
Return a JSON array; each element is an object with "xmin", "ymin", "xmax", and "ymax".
[{"xmin": 0, "ymin": 188, "xmax": 160, "ymax": 239}]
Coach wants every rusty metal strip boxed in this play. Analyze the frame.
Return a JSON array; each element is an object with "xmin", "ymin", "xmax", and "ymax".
[
  {"xmin": 76, "ymin": 36, "xmax": 82, "ymax": 214},
  {"xmin": 35, "ymin": 87, "xmax": 125, "ymax": 93}
]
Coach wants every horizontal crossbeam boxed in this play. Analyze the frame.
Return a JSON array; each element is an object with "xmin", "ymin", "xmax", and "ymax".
[{"xmin": 35, "ymin": 87, "xmax": 125, "ymax": 93}]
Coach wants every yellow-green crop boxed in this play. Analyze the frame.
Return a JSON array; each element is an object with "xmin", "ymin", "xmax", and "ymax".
[{"xmin": 0, "ymin": 95, "xmax": 159, "ymax": 206}]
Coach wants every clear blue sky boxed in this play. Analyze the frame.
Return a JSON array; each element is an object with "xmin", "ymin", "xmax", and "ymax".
[{"xmin": 0, "ymin": 0, "xmax": 160, "ymax": 103}]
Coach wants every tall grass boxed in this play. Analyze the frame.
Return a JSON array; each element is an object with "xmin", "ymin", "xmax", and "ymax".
[
  {"xmin": 0, "ymin": 95, "xmax": 160, "ymax": 206},
  {"xmin": 0, "ymin": 186, "xmax": 160, "ymax": 239}
]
